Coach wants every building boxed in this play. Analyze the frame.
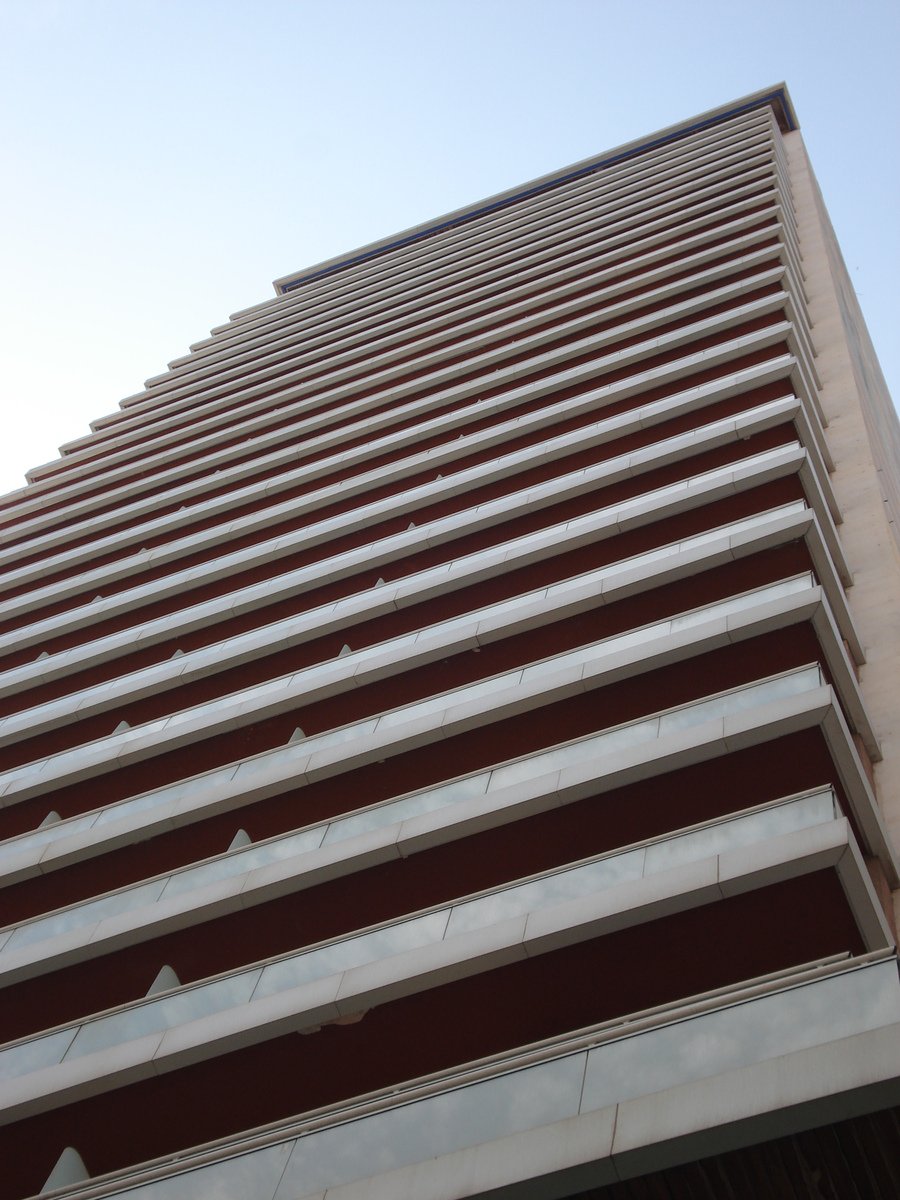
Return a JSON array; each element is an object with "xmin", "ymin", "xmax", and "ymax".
[{"xmin": 0, "ymin": 84, "xmax": 898, "ymax": 1199}]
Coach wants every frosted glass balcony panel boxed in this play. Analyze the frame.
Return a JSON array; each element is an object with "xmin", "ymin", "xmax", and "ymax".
[
  {"xmin": 0, "ymin": 812, "xmax": 98, "ymax": 864},
  {"xmin": 445, "ymin": 849, "xmax": 646, "ymax": 937},
  {"xmin": 668, "ymin": 573, "xmax": 814, "ymax": 630},
  {"xmin": 580, "ymin": 958, "xmax": 900, "ymax": 1111},
  {"xmin": 91, "ymin": 1140, "xmax": 294, "ymax": 1200},
  {"xmin": 107, "ymin": 960, "xmax": 900, "ymax": 1200},
  {"xmin": 720, "ymin": 664, "xmax": 823, "ymax": 713},
  {"xmin": 376, "ymin": 673, "xmax": 520, "ymax": 731},
  {"xmin": 0, "ymin": 664, "xmax": 831, "ymax": 964},
  {"xmin": 5, "ymin": 879, "xmax": 169, "ymax": 952},
  {"xmin": 95, "ymin": 790, "xmax": 172, "ymax": 826},
  {"xmin": 658, "ymin": 665, "xmax": 823, "ymax": 735},
  {"xmin": 321, "ymin": 772, "xmax": 492, "ymax": 846},
  {"xmin": 0, "ymin": 1027, "xmax": 78, "ymax": 1082},
  {"xmin": 160, "ymin": 827, "xmax": 326, "ymax": 900},
  {"xmin": 0, "ymin": 502, "xmax": 814, "ymax": 879},
  {"xmin": 253, "ymin": 910, "xmax": 451, "ymax": 1001},
  {"xmin": 0, "ymin": 788, "xmax": 842, "ymax": 1083},
  {"xmin": 487, "ymin": 719, "xmax": 661, "ymax": 793},
  {"xmin": 64, "ymin": 970, "xmax": 263, "ymax": 1061},
  {"xmin": 642, "ymin": 789, "xmax": 837, "ymax": 874},
  {"xmin": 277, "ymin": 1051, "xmax": 587, "ymax": 1196},
  {"xmin": 307, "ymin": 718, "xmax": 379, "ymax": 752}
]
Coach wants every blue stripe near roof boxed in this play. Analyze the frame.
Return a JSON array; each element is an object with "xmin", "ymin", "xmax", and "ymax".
[{"xmin": 279, "ymin": 89, "xmax": 794, "ymax": 295}]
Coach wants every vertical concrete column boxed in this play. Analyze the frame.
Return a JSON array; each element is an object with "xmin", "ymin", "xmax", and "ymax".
[{"xmin": 785, "ymin": 129, "xmax": 900, "ymax": 927}]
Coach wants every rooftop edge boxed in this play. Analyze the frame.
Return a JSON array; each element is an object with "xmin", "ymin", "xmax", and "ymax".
[{"xmin": 272, "ymin": 84, "xmax": 798, "ymax": 297}]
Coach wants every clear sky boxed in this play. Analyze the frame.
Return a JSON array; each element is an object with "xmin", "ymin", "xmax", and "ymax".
[{"xmin": 0, "ymin": 0, "xmax": 897, "ymax": 496}]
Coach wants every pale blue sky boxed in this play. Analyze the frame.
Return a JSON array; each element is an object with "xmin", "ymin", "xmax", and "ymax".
[{"xmin": 1, "ymin": 0, "xmax": 897, "ymax": 494}]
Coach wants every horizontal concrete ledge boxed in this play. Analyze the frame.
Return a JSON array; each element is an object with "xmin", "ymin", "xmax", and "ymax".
[
  {"xmin": 0, "ymin": 579, "xmax": 847, "ymax": 809},
  {"xmin": 318, "ymin": 1024, "xmax": 900, "ymax": 1200},
  {"xmin": 0, "ymin": 358, "xmax": 798, "ymax": 619},
  {"xmin": 0, "ymin": 492, "xmax": 817, "ymax": 704},
  {"xmin": 24, "ymin": 176, "xmax": 785, "ymax": 493},
  {"xmin": 610, "ymin": 1024, "xmax": 900, "ymax": 1181},
  {"xmin": 32, "ymin": 959, "xmax": 900, "ymax": 1200},
  {"xmin": 0, "ymin": 665, "xmax": 835, "ymax": 889},
  {"xmin": 0, "ymin": 815, "xmax": 883, "ymax": 1130}
]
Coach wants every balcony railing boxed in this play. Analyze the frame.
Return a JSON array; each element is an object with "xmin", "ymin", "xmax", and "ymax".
[{"xmin": 34, "ymin": 953, "xmax": 900, "ymax": 1200}]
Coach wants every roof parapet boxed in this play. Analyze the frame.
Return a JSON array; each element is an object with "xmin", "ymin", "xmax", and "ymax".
[{"xmin": 273, "ymin": 84, "xmax": 798, "ymax": 297}]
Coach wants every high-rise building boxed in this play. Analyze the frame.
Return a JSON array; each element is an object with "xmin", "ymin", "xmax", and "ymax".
[{"xmin": 0, "ymin": 84, "xmax": 898, "ymax": 1199}]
